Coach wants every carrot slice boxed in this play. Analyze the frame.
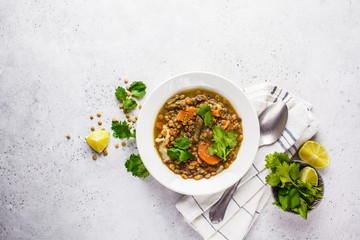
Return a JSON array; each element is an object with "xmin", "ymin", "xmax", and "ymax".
[
  {"xmin": 155, "ymin": 122, "xmax": 164, "ymax": 130},
  {"xmin": 198, "ymin": 142, "xmax": 222, "ymax": 165},
  {"xmin": 211, "ymin": 109, "xmax": 220, "ymax": 117},
  {"xmin": 222, "ymin": 121, "xmax": 230, "ymax": 130},
  {"xmin": 176, "ymin": 107, "xmax": 197, "ymax": 124}
]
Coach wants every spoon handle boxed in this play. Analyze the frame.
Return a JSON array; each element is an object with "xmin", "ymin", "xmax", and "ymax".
[{"xmin": 209, "ymin": 179, "xmax": 241, "ymax": 224}]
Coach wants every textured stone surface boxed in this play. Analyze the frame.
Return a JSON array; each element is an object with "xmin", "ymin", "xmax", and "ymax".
[{"xmin": 1, "ymin": 0, "xmax": 360, "ymax": 239}]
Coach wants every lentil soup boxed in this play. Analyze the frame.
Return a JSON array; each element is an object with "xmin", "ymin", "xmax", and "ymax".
[{"xmin": 154, "ymin": 88, "xmax": 243, "ymax": 180}]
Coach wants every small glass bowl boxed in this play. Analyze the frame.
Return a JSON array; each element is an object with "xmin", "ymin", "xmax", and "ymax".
[{"xmin": 271, "ymin": 160, "xmax": 324, "ymax": 214}]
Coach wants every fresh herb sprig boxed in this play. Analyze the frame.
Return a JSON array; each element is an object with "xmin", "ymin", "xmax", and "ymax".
[
  {"xmin": 125, "ymin": 154, "xmax": 149, "ymax": 178},
  {"xmin": 167, "ymin": 137, "xmax": 195, "ymax": 162},
  {"xmin": 111, "ymin": 120, "xmax": 136, "ymax": 139},
  {"xmin": 115, "ymin": 81, "xmax": 147, "ymax": 110},
  {"xmin": 196, "ymin": 104, "xmax": 214, "ymax": 127},
  {"xmin": 208, "ymin": 125, "xmax": 238, "ymax": 160},
  {"xmin": 265, "ymin": 152, "xmax": 323, "ymax": 219}
]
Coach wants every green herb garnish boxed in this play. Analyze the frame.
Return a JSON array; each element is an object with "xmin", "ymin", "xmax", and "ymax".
[
  {"xmin": 167, "ymin": 137, "xmax": 194, "ymax": 162},
  {"xmin": 111, "ymin": 120, "xmax": 136, "ymax": 139},
  {"xmin": 196, "ymin": 104, "xmax": 214, "ymax": 127},
  {"xmin": 115, "ymin": 81, "xmax": 147, "ymax": 110},
  {"xmin": 129, "ymin": 81, "xmax": 147, "ymax": 98},
  {"xmin": 125, "ymin": 154, "xmax": 149, "ymax": 178},
  {"xmin": 167, "ymin": 148, "xmax": 195, "ymax": 162},
  {"xmin": 115, "ymin": 86, "xmax": 127, "ymax": 102},
  {"xmin": 265, "ymin": 152, "xmax": 323, "ymax": 219},
  {"xmin": 208, "ymin": 125, "xmax": 237, "ymax": 160},
  {"xmin": 173, "ymin": 137, "xmax": 191, "ymax": 150},
  {"xmin": 123, "ymin": 98, "xmax": 138, "ymax": 110}
]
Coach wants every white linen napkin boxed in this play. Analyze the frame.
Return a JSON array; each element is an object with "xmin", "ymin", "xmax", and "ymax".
[{"xmin": 175, "ymin": 83, "xmax": 320, "ymax": 240}]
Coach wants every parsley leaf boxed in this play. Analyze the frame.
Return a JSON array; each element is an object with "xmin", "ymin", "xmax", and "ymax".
[
  {"xmin": 174, "ymin": 137, "xmax": 191, "ymax": 150},
  {"xmin": 125, "ymin": 154, "xmax": 149, "ymax": 178},
  {"xmin": 208, "ymin": 125, "xmax": 238, "ymax": 160},
  {"xmin": 129, "ymin": 81, "xmax": 147, "ymax": 98},
  {"xmin": 115, "ymin": 86, "xmax": 127, "ymax": 102},
  {"xmin": 167, "ymin": 148, "xmax": 195, "ymax": 163},
  {"xmin": 123, "ymin": 98, "xmax": 138, "ymax": 110},
  {"xmin": 111, "ymin": 121, "xmax": 136, "ymax": 139},
  {"xmin": 196, "ymin": 104, "xmax": 214, "ymax": 127}
]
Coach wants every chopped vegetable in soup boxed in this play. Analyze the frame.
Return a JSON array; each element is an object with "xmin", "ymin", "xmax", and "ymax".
[{"xmin": 154, "ymin": 88, "xmax": 243, "ymax": 180}]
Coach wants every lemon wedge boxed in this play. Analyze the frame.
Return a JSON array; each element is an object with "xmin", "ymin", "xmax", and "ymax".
[
  {"xmin": 299, "ymin": 166, "xmax": 318, "ymax": 186},
  {"xmin": 299, "ymin": 141, "xmax": 329, "ymax": 169},
  {"xmin": 85, "ymin": 130, "xmax": 110, "ymax": 153}
]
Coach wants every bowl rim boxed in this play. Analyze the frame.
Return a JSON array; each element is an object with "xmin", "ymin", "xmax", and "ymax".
[{"xmin": 136, "ymin": 71, "xmax": 260, "ymax": 195}]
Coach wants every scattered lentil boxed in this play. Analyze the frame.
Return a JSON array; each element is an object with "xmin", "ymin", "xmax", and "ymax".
[
  {"xmin": 139, "ymin": 105, "xmax": 142, "ymax": 109},
  {"xmin": 119, "ymin": 104, "xmax": 123, "ymax": 109},
  {"xmin": 90, "ymin": 115, "xmax": 94, "ymax": 120},
  {"xmin": 91, "ymin": 126, "xmax": 95, "ymax": 131},
  {"xmin": 115, "ymin": 143, "xmax": 119, "ymax": 148},
  {"xmin": 97, "ymin": 112, "xmax": 101, "ymax": 117},
  {"xmin": 127, "ymin": 118, "xmax": 131, "ymax": 122},
  {"xmin": 98, "ymin": 121, "xmax": 102, "ymax": 125},
  {"xmin": 127, "ymin": 91, "xmax": 131, "ymax": 96},
  {"xmin": 92, "ymin": 155, "xmax": 97, "ymax": 160},
  {"xmin": 128, "ymin": 124, "xmax": 132, "ymax": 129},
  {"xmin": 126, "ymin": 85, "xmax": 130, "ymax": 90},
  {"xmin": 124, "ymin": 78, "xmax": 129, "ymax": 83},
  {"xmin": 112, "ymin": 117, "xmax": 117, "ymax": 122},
  {"xmin": 126, "ymin": 113, "xmax": 130, "ymax": 118},
  {"xmin": 121, "ymin": 141, "xmax": 126, "ymax": 146},
  {"xmin": 66, "ymin": 134, "xmax": 71, "ymax": 139}
]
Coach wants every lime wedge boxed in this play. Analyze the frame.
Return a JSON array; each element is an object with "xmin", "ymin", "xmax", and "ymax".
[
  {"xmin": 299, "ymin": 166, "xmax": 318, "ymax": 186},
  {"xmin": 85, "ymin": 130, "xmax": 110, "ymax": 153},
  {"xmin": 299, "ymin": 141, "xmax": 329, "ymax": 169}
]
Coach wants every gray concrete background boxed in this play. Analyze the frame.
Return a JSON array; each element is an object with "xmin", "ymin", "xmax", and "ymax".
[{"xmin": 1, "ymin": 0, "xmax": 360, "ymax": 239}]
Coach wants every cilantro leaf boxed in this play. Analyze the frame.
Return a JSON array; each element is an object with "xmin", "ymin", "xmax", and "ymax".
[
  {"xmin": 196, "ymin": 104, "xmax": 211, "ymax": 116},
  {"xmin": 167, "ymin": 148, "xmax": 194, "ymax": 162},
  {"xmin": 111, "ymin": 121, "xmax": 136, "ymax": 139},
  {"xmin": 203, "ymin": 111, "xmax": 214, "ymax": 127},
  {"xmin": 196, "ymin": 104, "xmax": 214, "ymax": 127},
  {"xmin": 123, "ymin": 98, "xmax": 138, "ymax": 110},
  {"xmin": 289, "ymin": 163, "xmax": 300, "ymax": 181},
  {"xmin": 174, "ymin": 137, "xmax": 191, "ymax": 150},
  {"xmin": 125, "ymin": 154, "xmax": 149, "ymax": 178},
  {"xmin": 298, "ymin": 198, "xmax": 308, "ymax": 220},
  {"xmin": 115, "ymin": 86, "xmax": 127, "ymax": 102},
  {"xmin": 289, "ymin": 188, "xmax": 300, "ymax": 208},
  {"xmin": 278, "ymin": 190, "xmax": 289, "ymax": 210},
  {"xmin": 225, "ymin": 131, "xmax": 238, "ymax": 148},
  {"xmin": 265, "ymin": 152, "xmax": 290, "ymax": 170},
  {"xmin": 208, "ymin": 125, "xmax": 237, "ymax": 160},
  {"xmin": 167, "ymin": 148, "xmax": 181, "ymax": 160},
  {"xmin": 179, "ymin": 150, "xmax": 195, "ymax": 162},
  {"xmin": 129, "ymin": 81, "xmax": 146, "ymax": 98},
  {"xmin": 265, "ymin": 172, "xmax": 281, "ymax": 186}
]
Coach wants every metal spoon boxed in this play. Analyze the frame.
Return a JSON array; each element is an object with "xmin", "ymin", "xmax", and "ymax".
[{"xmin": 209, "ymin": 102, "xmax": 288, "ymax": 224}]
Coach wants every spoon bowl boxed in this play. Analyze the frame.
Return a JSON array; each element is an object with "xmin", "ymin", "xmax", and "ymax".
[{"xmin": 259, "ymin": 102, "xmax": 288, "ymax": 146}]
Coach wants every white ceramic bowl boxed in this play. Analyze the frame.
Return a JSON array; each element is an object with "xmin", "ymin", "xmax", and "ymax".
[{"xmin": 136, "ymin": 72, "xmax": 260, "ymax": 196}]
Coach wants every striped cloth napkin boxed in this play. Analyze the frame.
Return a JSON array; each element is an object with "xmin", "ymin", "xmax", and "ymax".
[{"xmin": 175, "ymin": 83, "xmax": 320, "ymax": 240}]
